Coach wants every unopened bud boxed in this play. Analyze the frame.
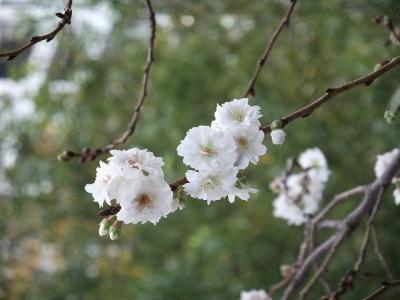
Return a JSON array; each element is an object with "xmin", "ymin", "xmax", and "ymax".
[
  {"xmin": 271, "ymin": 129, "xmax": 286, "ymax": 145},
  {"xmin": 384, "ymin": 110, "xmax": 395, "ymax": 124},
  {"xmin": 109, "ymin": 221, "xmax": 122, "ymax": 240},
  {"xmin": 98, "ymin": 216, "xmax": 115, "ymax": 236},
  {"xmin": 271, "ymin": 119, "xmax": 283, "ymax": 131},
  {"xmin": 280, "ymin": 264, "xmax": 295, "ymax": 279},
  {"xmin": 383, "ymin": 16, "xmax": 393, "ymax": 29}
]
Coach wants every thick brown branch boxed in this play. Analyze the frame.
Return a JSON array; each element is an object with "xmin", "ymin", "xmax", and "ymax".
[
  {"xmin": 243, "ymin": 0, "xmax": 297, "ymax": 97},
  {"xmin": 321, "ymin": 188, "xmax": 385, "ymax": 300},
  {"xmin": 59, "ymin": 0, "xmax": 156, "ymax": 163},
  {"xmin": 0, "ymin": 0, "xmax": 73, "ymax": 60},
  {"xmin": 281, "ymin": 149, "xmax": 400, "ymax": 300}
]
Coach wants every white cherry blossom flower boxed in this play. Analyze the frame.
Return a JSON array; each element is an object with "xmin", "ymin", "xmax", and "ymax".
[
  {"xmin": 116, "ymin": 173, "xmax": 174, "ymax": 225},
  {"xmin": 108, "ymin": 148, "xmax": 164, "ymax": 175},
  {"xmin": 270, "ymin": 129, "xmax": 286, "ymax": 145},
  {"xmin": 213, "ymin": 98, "xmax": 262, "ymax": 129},
  {"xmin": 177, "ymin": 125, "xmax": 236, "ymax": 170},
  {"xmin": 84, "ymin": 161, "xmax": 121, "ymax": 207},
  {"xmin": 374, "ymin": 148, "xmax": 400, "ymax": 179},
  {"xmin": 228, "ymin": 184, "xmax": 258, "ymax": 203},
  {"xmin": 226, "ymin": 126, "xmax": 267, "ymax": 169},
  {"xmin": 184, "ymin": 168, "xmax": 238, "ymax": 203},
  {"xmin": 239, "ymin": 289, "xmax": 272, "ymax": 300}
]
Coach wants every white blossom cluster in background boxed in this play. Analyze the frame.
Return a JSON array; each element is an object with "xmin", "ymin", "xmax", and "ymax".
[
  {"xmin": 270, "ymin": 148, "xmax": 330, "ymax": 226},
  {"xmin": 177, "ymin": 98, "xmax": 267, "ymax": 203},
  {"xmin": 374, "ymin": 148, "xmax": 400, "ymax": 204},
  {"xmin": 239, "ymin": 289, "xmax": 272, "ymax": 300},
  {"xmin": 85, "ymin": 148, "xmax": 175, "ymax": 237}
]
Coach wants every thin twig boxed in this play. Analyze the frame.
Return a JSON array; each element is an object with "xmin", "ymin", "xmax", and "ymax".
[
  {"xmin": 261, "ymin": 56, "xmax": 400, "ymax": 133},
  {"xmin": 0, "ymin": 0, "xmax": 73, "ymax": 60},
  {"xmin": 59, "ymin": 0, "xmax": 156, "ymax": 163},
  {"xmin": 362, "ymin": 280, "xmax": 400, "ymax": 300},
  {"xmin": 371, "ymin": 226, "xmax": 394, "ymax": 280},
  {"xmin": 373, "ymin": 15, "xmax": 400, "ymax": 48},
  {"xmin": 314, "ymin": 186, "xmax": 366, "ymax": 226},
  {"xmin": 299, "ymin": 233, "xmax": 345, "ymax": 300},
  {"xmin": 243, "ymin": 0, "xmax": 297, "ymax": 97}
]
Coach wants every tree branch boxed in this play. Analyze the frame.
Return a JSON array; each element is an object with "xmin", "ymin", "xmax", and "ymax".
[
  {"xmin": 281, "ymin": 149, "xmax": 400, "ymax": 300},
  {"xmin": 362, "ymin": 280, "xmax": 400, "ymax": 300},
  {"xmin": 373, "ymin": 15, "xmax": 400, "ymax": 48},
  {"xmin": 0, "ymin": 0, "xmax": 73, "ymax": 60},
  {"xmin": 243, "ymin": 0, "xmax": 297, "ymax": 97},
  {"xmin": 371, "ymin": 226, "xmax": 394, "ymax": 280},
  {"xmin": 59, "ymin": 0, "xmax": 156, "ymax": 163},
  {"xmin": 262, "ymin": 56, "xmax": 400, "ymax": 133}
]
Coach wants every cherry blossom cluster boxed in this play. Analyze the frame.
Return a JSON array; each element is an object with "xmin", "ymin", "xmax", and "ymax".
[
  {"xmin": 85, "ymin": 148, "xmax": 175, "ymax": 239},
  {"xmin": 374, "ymin": 148, "xmax": 400, "ymax": 204},
  {"xmin": 270, "ymin": 148, "xmax": 330, "ymax": 226},
  {"xmin": 177, "ymin": 98, "xmax": 267, "ymax": 203}
]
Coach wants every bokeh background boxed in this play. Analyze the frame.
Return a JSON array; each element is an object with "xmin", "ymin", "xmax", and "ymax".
[{"xmin": 0, "ymin": 0, "xmax": 400, "ymax": 299}]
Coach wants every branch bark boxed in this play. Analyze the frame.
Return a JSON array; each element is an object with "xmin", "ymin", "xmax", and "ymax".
[
  {"xmin": 281, "ymin": 149, "xmax": 400, "ymax": 300},
  {"xmin": 0, "ymin": 0, "xmax": 73, "ymax": 60}
]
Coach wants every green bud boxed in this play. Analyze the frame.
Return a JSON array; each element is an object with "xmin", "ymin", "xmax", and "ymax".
[
  {"xmin": 373, "ymin": 64, "xmax": 382, "ymax": 72},
  {"xmin": 271, "ymin": 119, "xmax": 283, "ymax": 131},
  {"xmin": 383, "ymin": 16, "xmax": 392, "ymax": 29},
  {"xmin": 109, "ymin": 221, "xmax": 122, "ymax": 240},
  {"xmin": 98, "ymin": 218, "xmax": 111, "ymax": 236},
  {"xmin": 384, "ymin": 110, "xmax": 395, "ymax": 124}
]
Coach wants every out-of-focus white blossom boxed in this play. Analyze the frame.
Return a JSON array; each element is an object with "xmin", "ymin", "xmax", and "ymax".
[
  {"xmin": 271, "ymin": 148, "xmax": 330, "ymax": 226},
  {"xmin": 273, "ymin": 194, "xmax": 307, "ymax": 226},
  {"xmin": 239, "ymin": 289, "xmax": 272, "ymax": 300},
  {"xmin": 270, "ymin": 129, "xmax": 286, "ymax": 145},
  {"xmin": 177, "ymin": 125, "xmax": 237, "ymax": 170},
  {"xmin": 374, "ymin": 148, "xmax": 400, "ymax": 179},
  {"xmin": 184, "ymin": 168, "xmax": 238, "ymax": 203},
  {"xmin": 298, "ymin": 147, "xmax": 330, "ymax": 182},
  {"xmin": 213, "ymin": 98, "xmax": 262, "ymax": 129}
]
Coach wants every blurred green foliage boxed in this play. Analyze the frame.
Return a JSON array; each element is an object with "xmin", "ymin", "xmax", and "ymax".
[{"xmin": 1, "ymin": 0, "xmax": 400, "ymax": 299}]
